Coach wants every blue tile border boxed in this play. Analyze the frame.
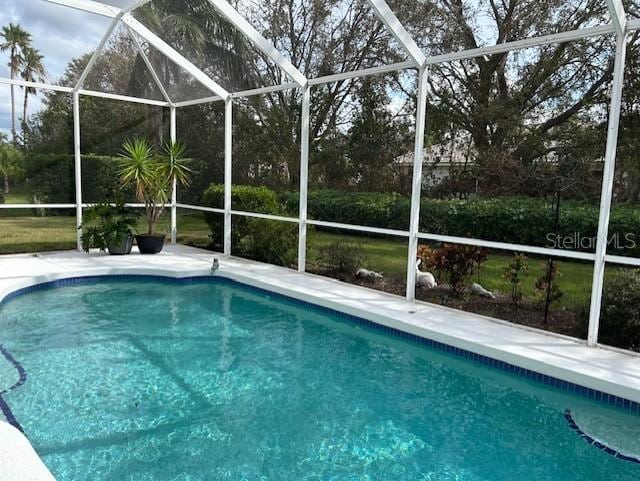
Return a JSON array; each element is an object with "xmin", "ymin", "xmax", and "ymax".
[
  {"xmin": 564, "ymin": 409, "xmax": 640, "ymax": 464},
  {"xmin": 1, "ymin": 274, "xmax": 640, "ymax": 418}
]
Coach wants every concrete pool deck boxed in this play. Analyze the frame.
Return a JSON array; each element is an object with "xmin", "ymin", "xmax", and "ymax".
[{"xmin": 1, "ymin": 244, "xmax": 640, "ymax": 479}]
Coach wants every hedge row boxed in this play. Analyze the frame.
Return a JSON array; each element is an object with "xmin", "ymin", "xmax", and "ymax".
[{"xmin": 204, "ymin": 185, "xmax": 640, "ymax": 256}]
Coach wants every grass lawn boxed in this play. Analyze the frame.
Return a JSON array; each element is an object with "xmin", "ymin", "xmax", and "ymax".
[
  {"xmin": 0, "ymin": 211, "xmax": 616, "ymax": 311},
  {"xmin": 3, "ymin": 185, "xmax": 31, "ymax": 205},
  {"xmin": 0, "ymin": 214, "xmax": 77, "ymax": 253},
  {"xmin": 0, "ymin": 211, "xmax": 212, "ymax": 255}
]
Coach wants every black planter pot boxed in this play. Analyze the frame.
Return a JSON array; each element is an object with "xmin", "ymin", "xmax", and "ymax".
[
  {"xmin": 108, "ymin": 234, "xmax": 134, "ymax": 255},
  {"xmin": 135, "ymin": 234, "xmax": 166, "ymax": 254}
]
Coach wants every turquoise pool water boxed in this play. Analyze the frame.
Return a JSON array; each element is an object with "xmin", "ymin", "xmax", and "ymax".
[{"xmin": 0, "ymin": 278, "xmax": 639, "ymax": 481}]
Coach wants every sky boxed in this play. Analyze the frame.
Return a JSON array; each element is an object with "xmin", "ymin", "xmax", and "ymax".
[{"xmin": 0, "ymin": 0, "xmax": 115, "ymax": 135}]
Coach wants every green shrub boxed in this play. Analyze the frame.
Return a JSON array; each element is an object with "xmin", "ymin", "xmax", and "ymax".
[
  {"xmin": 503, "ymin": 253, "xmax": 528, "ymax": 307},
  {"xmin": 534, "ymin": 261, "xmax": 563, "ymax": 308},
  {"xmin": 427, "ymin": 244, "xmax": 488, "ymax": 297},
  {"xmin": 0, "ymin": 190, "xmax": 4, "ymax": 204},
  {"xmin": 315, "ymin": 241, "xmax": 368, "ymax": 278},
  {"xmin": 234, "ymin": 218, "xmax": 297, "ymax": 267},
  {"xmin": 202, "ymin": 184, "xmax": 296, "ymax": 266},
  {"xmin": 79, "ymin": 202, "xmax": 139, "ymax": 252},
  {"xmin": 596, "ymin": 270, "xmax": 640, "ymax": 351}
]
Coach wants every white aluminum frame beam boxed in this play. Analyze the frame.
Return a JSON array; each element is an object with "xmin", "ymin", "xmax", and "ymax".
[
  {"xmin": 587, "ymin": 31, "xmax": 629, "ymax": 346},
  {"xmin": 306, "ymin": 219, "xmax": 407, "ymax": 238},
  {"xmin": 45, "ymin": 0, "xmax": 230, "ymax": 100},
  {"xmin": 76, "ymin": 88, "xmax": 168, "ymax": 106},
  {"xmin": 607, "ymin": 0, "xmax": 627, "ymax": 36},
  {"xmin": 405, "ymin": 67, "xmax": 429, "ymax": 301},
  {"xmin": 73, "ymin": 91, "xmax": 83, "ymax": 251},
  {"xmin": 224, "ymin": 98, "xmax": 233, "ymax": 255},
  {"xmin": 0, "ymin": 203, "xmax": 78, "ymax": 209},
  {"xmin": 425, "ymin": 24, "xmax": 618, "ymax": 65},
  {"xmin": 204, "ymin": 0, "xmax": 307, "ymax": 87},
  {"xmin": 74, "ymin": 14, "xmax": 123, "ymax": 92},
  {"xmin": 308, "ymin": 61, "xmax": 416, "ymax": 86},
  {"xmin": 122, "ymin": 15, "xmax": 230, "ymax": 100},
  {"xmin": 68, "ymin": 1, "xmax": 152, "ymax": 92},
  {"xmin": 297, "ymin": 86, "xmax": 311, "ymax": 273},
  {"xmin": 172, "ymin": 82, "xmax": 300, "ymax": 108},
  {"xmin": 44, "ymin": 0, "xmax": 116, "ymax": 17},
  {"xmin": 127, "ymin": 26, "xmax": 173, "ymax": 104},
  {"xmin": 176, "ymin": 203, "xmax": 225, "ymax": 214},
  {"xmin": 170, "ymin": 106, "xmax": 177, "ymax": 244},
  {"xmin": 231, "ymin": 210, "xmax": 298, "ymax": 223},
  {"xmin": 0, "ymin": 76, "xmax": 170, "ymax": 106},
  {"xmin": 416, "ymin": 233, "xmax": 597, "ymax": 262},
  {"xmin": 366, "ymin": 0, "xmax": 426, "ymax": 67},
  {"xmin": 0, "ymin": 77, "xmax": 73, "ymax": 94}
]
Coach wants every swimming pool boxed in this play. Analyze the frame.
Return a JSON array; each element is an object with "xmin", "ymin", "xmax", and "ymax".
[{"xmin": 0, "ymin": 277, "xmax": 639, "ymax": 480}]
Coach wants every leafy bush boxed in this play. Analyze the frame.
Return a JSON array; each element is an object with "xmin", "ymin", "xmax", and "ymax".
[
  {"xmin": 503, "ymin": 254, "xmax": 528, "ymax": 307},
  {"xmin": 202, "ymin": 184, "xmax": 296, "ymax": 266},
  {"xmin": 203, "ymin": 184, "xmax": 281, "ymax": 215},
  {"xmin": 79, "ymin": 202, "xmax": 139, "ymax": 252},
  {"xmin": 234, "ymin": 218, "xmax": 297, "ymax": 267},
  {"xmin": 315, "ymin": 241, "xmax": 368, "ymax": 278},
  {"xmin": 202, "ymin": 183, "xmax": 282, "ymax": 246},
  {"xmin": 0, "ymin": 191, "xmax": 4, "ymax": 204},
  {"xmin": 427, "ymin": 244, "xmax": 488, "ymax": 297},
  {"xmin": 534, "ymin": 261, "xmax": 563, "ymax": 308},
  {"xmin": 417, "ymin": 244, "xmax": 434, "ymax": 267},
  {"xmin": 596, "ymin": 270, "xmax": 640, "ymax": 351}
]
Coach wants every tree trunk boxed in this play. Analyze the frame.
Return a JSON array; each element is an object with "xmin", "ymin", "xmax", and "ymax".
[
  {"xmin": 3, "ymin": 173, "xmax": 9, "ymax": 195},
  {"xmin": 10, "ymin": 83, "xmax": 16, "ymax": 143},
  {"xmin": 22, "ymin": 89, "xmax": 29, "ymax": 142}
]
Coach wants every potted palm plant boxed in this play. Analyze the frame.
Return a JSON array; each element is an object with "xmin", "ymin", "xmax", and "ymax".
[
  {"xmin": 80, "ymin": 201, "xmax": 139, "ymax": 255},
  {"xmin": 118, "ymin": 138, "xmax": 191, "ymax": 254}
]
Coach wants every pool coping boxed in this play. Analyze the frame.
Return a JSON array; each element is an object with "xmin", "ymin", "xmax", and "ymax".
[{"xmin": 1, "ymin": 245, "xmax": 640, "ymax": 414}]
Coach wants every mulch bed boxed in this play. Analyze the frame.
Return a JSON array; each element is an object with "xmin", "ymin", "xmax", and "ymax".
[{"xmin": 310, "ymin": 268, "xmax": 585, "ymax": 339}]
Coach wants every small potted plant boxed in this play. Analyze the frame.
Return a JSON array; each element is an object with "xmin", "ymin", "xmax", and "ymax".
[
  {"xmin": 117, "ymin": 138, "xmax": 191, "ymax": 254},
  {"xmin": 80, "ymin": 201, "xmax": 139, "ymax": 255}
]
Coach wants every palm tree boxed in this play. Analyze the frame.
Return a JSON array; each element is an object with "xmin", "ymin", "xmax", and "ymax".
[
  {"xmin": 131, "ymin": 0, "xmax": 250, "ymax": 99},
  {"xmin": 20, "ymin": 47, "xmax": 46, "ymax": 137},
  {"xmin": 0, "ymin": 24, "xmax": 32, "ymax": 143}
]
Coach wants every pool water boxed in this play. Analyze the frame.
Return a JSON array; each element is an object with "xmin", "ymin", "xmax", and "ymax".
[{"xmin": 0, "ymin": 278, "xmax": 639, "ymax": 481}]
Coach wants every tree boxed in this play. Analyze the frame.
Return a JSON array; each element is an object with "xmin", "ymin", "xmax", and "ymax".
[
  {"xmin": 615, "ymin": 31, "xmax": 640, "ymax": 202},
  {"xmin": 0, "ymin": 23, "xmax": 32, "ymax": 142},
  {"xmin": 230, "ymin": 0, "xmax": 404, "ymax": 188},
  {"xmin": 0, "ymin": 133, "xmax": 23, "ymax": 194},
  {"xmin": 346, "ymin": 77, "xmax": 413, "ymax": 192},
  {"xmin": 394, "ymin": 0, "xmax": 616, "ymax": 198},
  {"xmin": 20, "ymin": 46, "xmax": 47, "ymax": 139}
]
